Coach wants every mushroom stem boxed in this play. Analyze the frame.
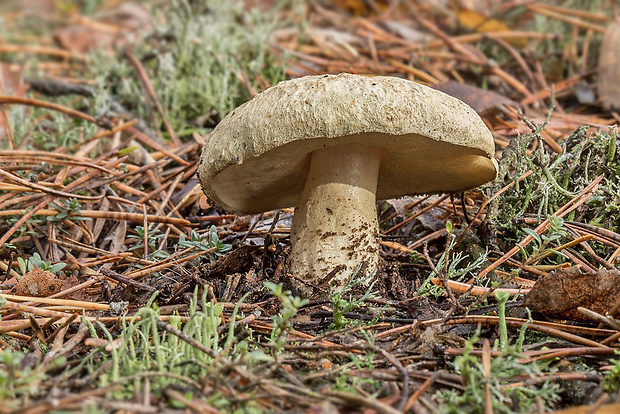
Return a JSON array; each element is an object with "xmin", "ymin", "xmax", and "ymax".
[{"xmin": 289, "ymin": 143, "xmax": 382, "ymax": 297}]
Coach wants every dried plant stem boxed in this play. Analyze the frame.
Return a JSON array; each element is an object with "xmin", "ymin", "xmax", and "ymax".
[{"xmin": 0, "ymin": 208, "xmax": 190, "ymax": 226}]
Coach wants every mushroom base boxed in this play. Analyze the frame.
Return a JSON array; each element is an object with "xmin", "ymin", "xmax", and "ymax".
[{"xmin": 289, "ymin": 144, "xmax": 382, "ymax": 298}]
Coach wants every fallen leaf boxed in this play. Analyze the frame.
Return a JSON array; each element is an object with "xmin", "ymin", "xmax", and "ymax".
[
  {"xmin": 10, "ymin": 266, "xmax": 63, "ymax": 297},
  {"xmin": 523, "ymin": 267, "xmax": 620, "ymax": 322},
  {"xmin": 433, "ymin": 80, "xmax": 519, "ymax": 113},
  {"xmin": 384, "ymin": 196, "xmax": 416, "ymax": 218},
  {"xmin": 205, "ymin": 245, "xmax": 259, "ymax": 279}
]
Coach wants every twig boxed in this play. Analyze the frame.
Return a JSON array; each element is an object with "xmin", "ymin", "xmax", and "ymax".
[{"xmin": 124, "ymin": 50, "xmax": 181, "ymax": 147}]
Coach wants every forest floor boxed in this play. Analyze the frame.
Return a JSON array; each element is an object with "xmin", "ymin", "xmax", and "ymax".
[{"xmin": 0, "ymin": 1, "xmax": 620, "ymax": 413}]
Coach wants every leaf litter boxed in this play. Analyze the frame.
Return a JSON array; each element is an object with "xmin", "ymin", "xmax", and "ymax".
[{"xmin": 0, "ymin": 0, "xmax": 619, "ymax": 412}]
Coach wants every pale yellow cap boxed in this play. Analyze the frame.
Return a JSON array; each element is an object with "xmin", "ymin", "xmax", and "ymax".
[{"xmin": 198, "ymin": 73, "xmax": 497, "ymax": 214}]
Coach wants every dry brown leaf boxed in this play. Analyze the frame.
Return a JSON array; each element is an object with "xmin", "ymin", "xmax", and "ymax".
[
  {"xmin": 432, "ymin": 80, "xmax": 519, "ymax": 113},
  {"xmin": 10, "ymin": 266, "xmax": 64, "ymax": 297},
  {"xmin": 523, "ymin": 267, "xmax": 620, "ymax": 322},
  {"xmin": 597, "ymin": 20, "xmax": 620, "ymax": 110}
]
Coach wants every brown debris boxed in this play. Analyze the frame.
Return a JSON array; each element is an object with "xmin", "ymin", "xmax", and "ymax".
[
  {"xmin": 524, "ymin": 267, "xmax": 620, "ymax": 322},
  {"xmin": 9, "ymin": 266, "xmax": 64, "ymax": 297},
  {"xmin": 432, "ymin": 80, "xmax": 520, "ymax": 113},
  {"xmin": 0, "ymin": 0, "xmax": 619, "ymax": 412}
]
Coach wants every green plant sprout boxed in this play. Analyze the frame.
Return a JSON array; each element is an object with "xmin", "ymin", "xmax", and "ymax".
[
  {"xmin": 177, "ymin": 226, "xmax": 232, "ymax": 260},
  {"xmin": 517, "ymin": 215, "xmax": 569, "ymax": 265},
  {"xmin": 17, "ymin": 252, "xmax": 66, "ymax": 275},
  {"xmin": 127, "ymin": 226, "xmax": 169, "ymax": 260},
  {"xmin": 61, "ymin": 288, "xmax": 273, "ymax": 411},
  {"xmin": 436, "ymin": 288, "xmax": 558, "ymax": 413},
  {"xmin": 603, "ymin": 357, "xmax": 620, "ymax": 393},
  {"xmin": 334, "ymin": 344, "xmax": 381, "ymax": 395},
  {"xmin": 92, "ymin": 0, "xmax": 292, "ymax": 139},
  {"xmin": 494, "ymin": 291, "xmax": 510, "ymax": 352},
  {"xmin": 418, "ymin": 233, "xmax": 489, "ymax": 297},
  {"xmin": 329, "ymin": 266, "xmax": 378, "ymax": 329},
  {"xmin": 0, "ymin": 348, "xmax": 47, "ymax": 410},
  {"xmin": 47, "ymin": 198, "xmax": 90, "ymax": 223},
  {"xmin": 436, "ymin": 320, "xmax": 560, "ymax": 413},
  {"xmin": 492, "ymin": 125, "xmax": 620, "ymax": 250},
  {"xmin": 264, "ymin": 281, "xmax": 308, "ymax": 355}
]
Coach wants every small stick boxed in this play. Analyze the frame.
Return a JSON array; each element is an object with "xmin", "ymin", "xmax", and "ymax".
[
  {"xmin": 527, "ymin": 4, "xmax": 606, "ymax": 33},
  {"xmin": 430, "ymin": 278, "xmax": 527, "ymax": 296},
  {"xmin": 128, "ymin": 127, "xmax": 189, "ymax": 165},
  {"xmin": 403, "ymin": 371, "xmax": 440, "ymax": 412},
  {"xmin": 0, "ymin": 209, "xmax": 190, "ymax": 226},
  {"xmin": 0, "ymin": 44, "xmax": 86, "ymax": 60},
  {"xmin": 0, "ymin": 95, "xmax": 101, "ymax": 125},
  {"xmin": 124, "ymin": 50, "xmax": 181, "ymax": 147},
  {"xmin": 0, "ymin": 168, "xmax": 103, "ymax": 200},
  {"xmin": 0, "ymin": 293, "xmax": 109, "ymax": 311}
]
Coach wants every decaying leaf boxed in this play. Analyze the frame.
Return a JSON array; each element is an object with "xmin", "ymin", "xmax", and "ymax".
[
  {"xmin": 10, "ymin": 266, "xmax": 63, "ymax": 297},
  {"xmin": 205, "ymin": 245, "xmax": 259, "ymax": 279},
  {"xmin": 433, "ymin": 80, "xmax": 519, "ymax": 113},
  {"xmin": 523, "ymin": 267, "xmax": 620, "ymax": 322},
  {"xmin": 597, "ymin": 20, "xmax": 620, "ymax": 110}
]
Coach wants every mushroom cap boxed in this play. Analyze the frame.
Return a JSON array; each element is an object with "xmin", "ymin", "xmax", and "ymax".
[{"xmin": 198, "ymin": 73, "xmax": 497, "ymax": 214}]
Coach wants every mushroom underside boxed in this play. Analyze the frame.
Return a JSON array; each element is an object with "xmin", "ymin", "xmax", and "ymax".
[{"xmin": 205, "ymin": 132, "xmax": 496, "ymax": 215}]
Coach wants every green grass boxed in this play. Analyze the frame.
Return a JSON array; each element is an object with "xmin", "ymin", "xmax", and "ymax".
[{"xmin": 91, "ymin": 0, "xmax": 295, "ymax": 140}]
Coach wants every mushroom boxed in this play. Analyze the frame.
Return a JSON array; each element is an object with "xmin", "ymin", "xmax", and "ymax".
[{"xmin": 197, "ymin": 73, "xmax": 497, "ymax": 298}]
